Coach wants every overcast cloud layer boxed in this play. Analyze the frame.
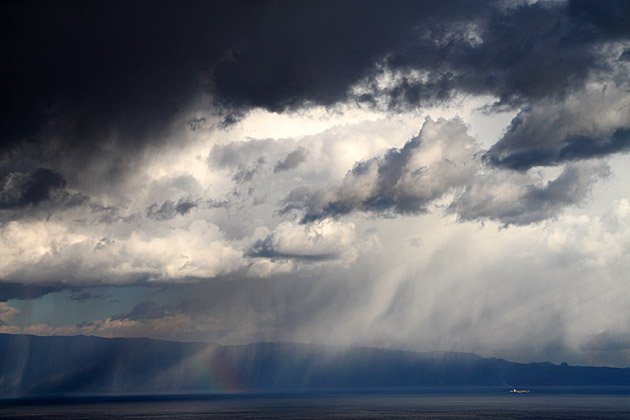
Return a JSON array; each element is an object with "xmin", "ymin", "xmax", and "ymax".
[{"xmin": 1, "ymin": 0, "xmax": 630, "ymax": 367}]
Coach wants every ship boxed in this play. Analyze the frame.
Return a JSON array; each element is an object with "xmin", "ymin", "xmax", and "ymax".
[{"xmin": 509, "ymin": 388, "xmax": 530, "ymax": 393}]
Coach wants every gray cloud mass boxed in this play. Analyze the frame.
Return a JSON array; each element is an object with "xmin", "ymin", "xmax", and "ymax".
[
  {"xmin": 484, "ymin": 86, "xmax": 630, "ymax": 170},
  {"xmin": 450, "ymin": 161, "xmax": 610, "ymax": 225},
  {"xmin": 3, "ymin": 0, "xmax": 628, "ymax": 172},
  {"xmin": 147, "ymin": 199, "xmax": 198, "ymax": 221},
  {"xmin": 274, "ymin": 147, "xmax": 309, "ymax": 173},
  {"xmin": 281, "ymin": 118, "xmax": 478, "ymax": 221},
  {"xmin": 281, "ymin": 117, "xmax": 610, "ymax": 225}
]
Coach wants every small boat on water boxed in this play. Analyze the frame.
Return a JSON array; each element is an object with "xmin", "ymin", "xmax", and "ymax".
[{"xmin": 509, "ymin": 388, "xmax": 530, "ymax": 393}]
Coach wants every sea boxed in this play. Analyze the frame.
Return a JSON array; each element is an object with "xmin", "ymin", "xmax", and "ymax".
[{"xmin": 2, "ymin": 388, "xmax": 630, "ymax": 419}]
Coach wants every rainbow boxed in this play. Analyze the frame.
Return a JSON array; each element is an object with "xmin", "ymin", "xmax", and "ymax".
[{"xmin": 195, "ymin": 347, "xmax": 247, "ymax": 393}]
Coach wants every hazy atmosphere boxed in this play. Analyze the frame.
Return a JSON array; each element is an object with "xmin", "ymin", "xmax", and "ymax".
[{"xmin": 2, "ymin": 0, "xmax": 630, "ymax": 368}]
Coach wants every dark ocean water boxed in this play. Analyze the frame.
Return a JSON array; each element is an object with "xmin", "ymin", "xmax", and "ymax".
[{"xmin": 2, "ymin": 391, "xmax": 630, "ymax": 419}]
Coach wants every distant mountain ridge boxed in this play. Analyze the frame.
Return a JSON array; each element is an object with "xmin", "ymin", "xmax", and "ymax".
[{"xmin": 1, "ymin": 333, "xmax": 629, "ymax": 397}]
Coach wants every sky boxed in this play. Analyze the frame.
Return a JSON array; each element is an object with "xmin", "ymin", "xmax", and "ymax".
[{"xmin": 1, "ymin": 0, "xmax": 630, "ymax": 367}]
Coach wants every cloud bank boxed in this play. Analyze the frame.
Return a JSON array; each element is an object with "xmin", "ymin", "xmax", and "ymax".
[{"xmin": 1, "ymin": 0, "xmax": 629, "ymax": 367}]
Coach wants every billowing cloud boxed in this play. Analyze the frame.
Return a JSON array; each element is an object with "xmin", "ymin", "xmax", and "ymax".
[
  {"xmin": 0, "ymin": 219, "xmax": 244, "ymax": 285},
  {"xmin": 450, "ymin": 161, "xmax": 611, "ymax": 225},
  {"xmin": 281, "ymin": 117, "xmax": 479, "ymax": 221},
  {"xmin": 485, "ymin": 86, "xmax": 630, "ymax": 170},
  {"xmin": 281, "ymin": 117, "xmax": 609, "ymax": 225}
]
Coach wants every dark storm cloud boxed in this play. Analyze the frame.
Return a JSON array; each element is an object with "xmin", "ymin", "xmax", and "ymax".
[
  {"xmin": 0, "ymin": 282, "xmax": 71, "ymax": 302},
  {"xmin": 486, "ymin": 128, "xmax": 630, "ymax": 170},
  {"xmin": 483, "ymin": 86, "xmax": 630, "ymax": 171},
  {"xmin": 1, "ymin": 1, "xmax": 259, "ymax": 148},
  {"xmin": 210, "ymin": 1, "xmax": 491, "ymax": 113},
  {"xmin": 274, "ymin": 147, "xmax": 309, "ymax": 173},
  {"xmin": 1, "ymin": 1, "xmax": 264, "ymax": 193},
  {"xmin": 368, "ymin": 1, "xmax": 601, "ymax": 109},
  {"xmin": 4, "ymin": 0, "xmax": 627, "ymax": 171},
  {"xmin": 210, "ymin": 0, "xmax": 628, "ymax": 113},
  {"xmin": 0, "ymin": 169, "xmax": 64, "ymax": 209},
  {"xmin": 568, "ymin": 0, "xmax": 630, "ymax": 39},
  {"xmin": 0, "ymin": 168, "xmax": 88, "ymax": 216},
  {"xmin": 18, "ymin": 168, "xmax": 65, "ymax": 206}
]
